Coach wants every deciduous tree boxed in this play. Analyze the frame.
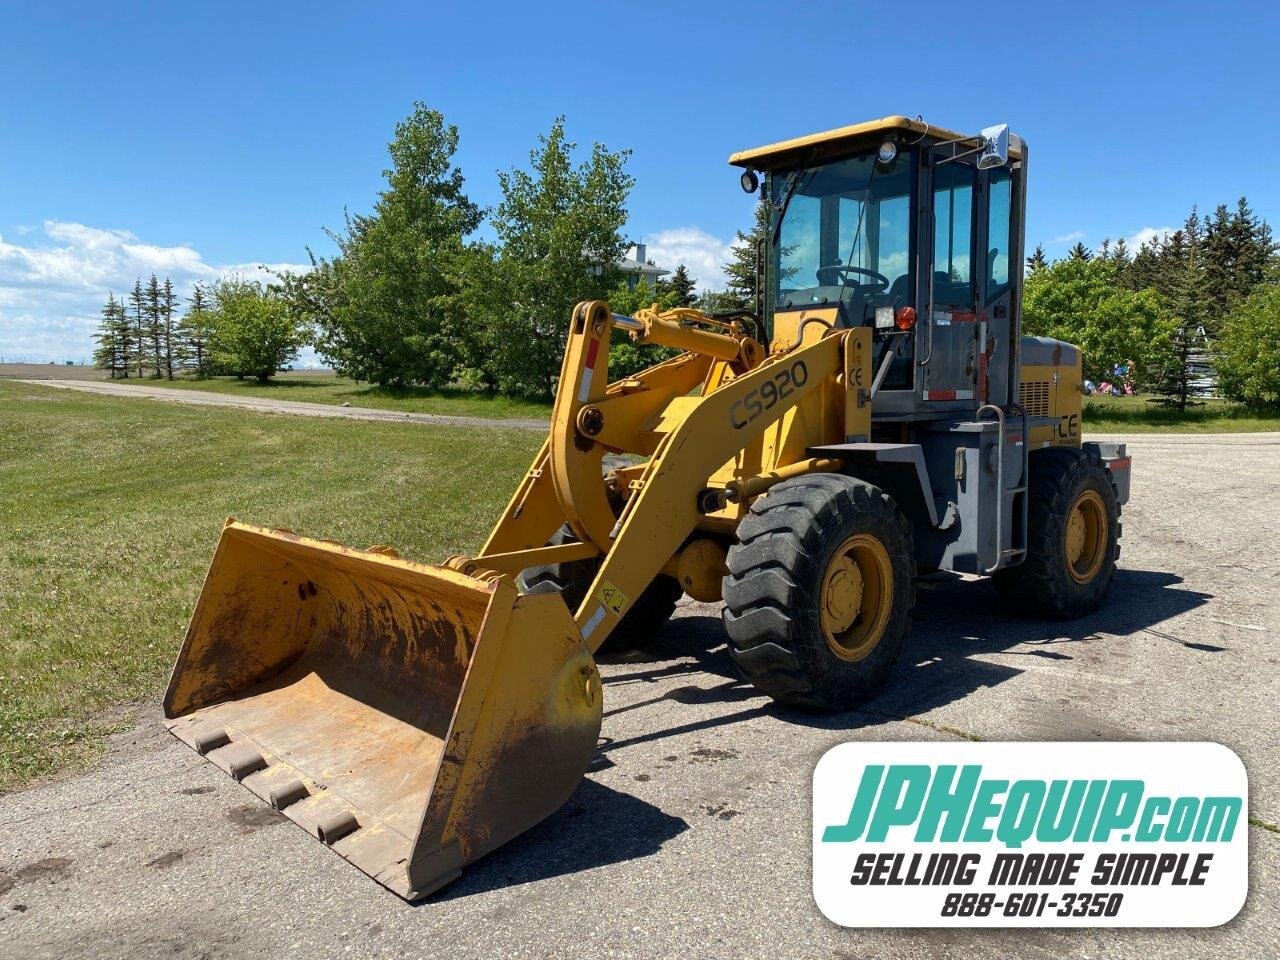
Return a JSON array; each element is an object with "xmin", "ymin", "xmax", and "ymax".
[
  {"xmin": 480, "ymin": 117, "xmax": 633, "ymax": 398},
  {"xmin": 301, "ymin": 103, "xmax": 483, "ymax": 388},
  {"xmin": 1023, "ymin": 258, "xmax": 1176, "ymax": 385},
  {"xmin": 1217, "ymin": 283, "xmax": 1280, "ymax": 409},
  {"xmin": 209, "ymin": 277, "xmax": 311, "ymax": 383}
]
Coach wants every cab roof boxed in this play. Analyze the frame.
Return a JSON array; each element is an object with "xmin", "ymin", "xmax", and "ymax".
[{"xmin": 728, "ymin": 115, "xmax": 1022, "ymax": 170}]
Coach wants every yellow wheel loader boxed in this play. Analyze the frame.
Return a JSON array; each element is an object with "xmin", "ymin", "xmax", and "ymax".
[{"xmin": 164, "ymin": 116, "xmax": 1132, "ymax": 899}]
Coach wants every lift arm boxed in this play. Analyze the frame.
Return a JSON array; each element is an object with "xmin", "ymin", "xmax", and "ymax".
[{"xmin": 572, "ymin": 328, "xmax": 847, "ymax": 652}]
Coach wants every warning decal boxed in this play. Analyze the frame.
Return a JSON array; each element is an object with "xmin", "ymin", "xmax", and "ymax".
[{"xmin": 598, "ymin": 581, "xmax": 628, "ymax": 615}]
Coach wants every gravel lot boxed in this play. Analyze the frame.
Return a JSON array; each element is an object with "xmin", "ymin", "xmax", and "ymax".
[{"xmin": 1, "ymin": 433, "xmax": 1277, "ymax": 959}]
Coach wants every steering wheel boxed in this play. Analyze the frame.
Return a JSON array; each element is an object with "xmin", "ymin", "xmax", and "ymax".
[{"xmin": 829, "ymin": 265, "xmax": 889, "ymax": 291}]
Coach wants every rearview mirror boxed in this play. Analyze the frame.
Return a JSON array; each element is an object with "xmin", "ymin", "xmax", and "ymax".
[{"xmin": 977, "ymin": 124, "xmax": 1010, "ymax": 169}]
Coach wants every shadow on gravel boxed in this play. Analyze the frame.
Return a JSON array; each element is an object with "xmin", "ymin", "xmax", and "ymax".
[
  {"xmin": 433, "ymin": 566, "xmax": 1213, "ymax": 898},
  {"xmin": 429, "ymin": 778, "xmax": 687, "ymax": 902},
  {"xmin": 594, "ymin": 566, "xmax": 1213, "ymax": 744}
]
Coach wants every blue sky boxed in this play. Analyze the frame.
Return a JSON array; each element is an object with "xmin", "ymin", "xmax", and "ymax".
[{"xmin": 3, "ymin": 1, "xmax": 1278, "ymax": 361}]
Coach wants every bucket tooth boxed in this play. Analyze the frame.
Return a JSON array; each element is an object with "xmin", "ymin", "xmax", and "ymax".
[
  {"xmin": 164, "ymin": 521, "xmax": 602, "ymax": 900},
  {"xmin": 191, "ymin": 728, "xmax": 230, "ymax": 755},
  {"xmin": 209, "ymin": 741, "xmax": 268, "ymax": 781},
  {"xmin": 316, "ymin": 811, "xmax": 361, "ymax": 845},
  {"xmin": 268, "ymin": 779, "xmax": 310, "ymax": 811}
]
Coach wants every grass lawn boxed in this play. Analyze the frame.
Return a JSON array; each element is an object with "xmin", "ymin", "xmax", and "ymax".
[
  {"xmin": 0, "ymin": 380, "xmax": 542, "ymax": 791},
  {"xmin": 1083, "ymin": 393, "xmax": 1280, "ymax": 433},
  {"xmin": 109, "ymin": 371, "xmax": 552, "ymax": 420}
]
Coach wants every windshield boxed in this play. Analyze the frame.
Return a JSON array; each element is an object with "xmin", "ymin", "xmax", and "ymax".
[{"xmin": 770, "ymin": 150, "xmax": 914, "ymax": 322}]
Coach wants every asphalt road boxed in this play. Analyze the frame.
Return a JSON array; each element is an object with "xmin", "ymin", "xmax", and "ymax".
[
  {"xmin": 2, "ymin": 433, "xmax": 1278, "ymax": 959},
  {"xmin": 12, "ymin": 379, "xmax": 548, "ymax": 431}
]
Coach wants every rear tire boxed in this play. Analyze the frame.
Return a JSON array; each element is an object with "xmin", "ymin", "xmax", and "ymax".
[
  {"xmin": 993, "ymin": 447, "xmax": 1119, "ymax": 618},
  {"xmin": 722, "ymin": 474, "xmax": 916, "ymax": 710},
  {"xmin": 518, "ymin": 524, "xmax": 682, "ymax": 654}
]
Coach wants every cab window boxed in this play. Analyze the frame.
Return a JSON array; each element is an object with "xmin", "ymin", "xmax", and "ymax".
[
  {"xmin": 986, "ymin": 168, "xmax": 1012, "ymax": 297},
  {"xmin": 932, "ymin": 163, "xmax": 975, "ymax": 306}
]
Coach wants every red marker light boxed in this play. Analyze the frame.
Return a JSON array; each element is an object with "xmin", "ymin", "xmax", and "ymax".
[{"xmin": 895, "ymin": 306, "xmax": 918, "ymax": 331}]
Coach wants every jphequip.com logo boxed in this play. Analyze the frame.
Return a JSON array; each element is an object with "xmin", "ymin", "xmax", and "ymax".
[{"xmin": 812, "ymin": 742, "xmax": 1247, "ymax": 927}]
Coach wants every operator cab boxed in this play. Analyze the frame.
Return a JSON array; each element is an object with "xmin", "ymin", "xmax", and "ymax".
[{"xmin": 731, "ymin": 116, "xmax": 1025, "ymax": 413}]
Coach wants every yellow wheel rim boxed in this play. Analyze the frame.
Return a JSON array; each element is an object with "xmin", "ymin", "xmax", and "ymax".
[
  {"xmin": 820, "ymin": 534, "xmax": 894, "ymax": 662},
  {"xmin": 1064, "ymin": 489, "xmax": 1107, "ymax": 584}
]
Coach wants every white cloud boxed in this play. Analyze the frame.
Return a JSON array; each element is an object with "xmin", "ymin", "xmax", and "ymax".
[
  {"xmin": 1047, "ymin": 229, "xmax": 1086, "ymax": 246},
  {"xmin": 0, "ymin": 220, "xmax": 311, "ymax": 363},
  {"xmin": 640, "ymin": 226, "xmax": 735, "ymax": 291},
  {"xmin": 1124, "ymin": 226, "xmax": 1175, "ymax": 251}
]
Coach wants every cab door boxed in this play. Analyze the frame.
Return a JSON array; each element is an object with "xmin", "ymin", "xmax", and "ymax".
[
  {"xmin": 977, "ymin": 166, "xmax": 1017, "ymax": 407},
  {"xmin": 918, "ymin": 160, "xmax": 980, "ymax": 408}
]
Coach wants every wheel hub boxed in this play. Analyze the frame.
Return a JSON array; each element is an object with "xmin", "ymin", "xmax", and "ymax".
[
  {"xmin": 1066, "ymin": 509, "xmax": 1087, "ymax": 564},
  {"xmin": 823, "ymin": 558, "xmax": 863, "ymax": 634},
  {"xmin": 820, "ymin": 533, "xmax": 894, "ymax": 662},
  {"xmin": 1064, "ymin": 489, "xmax": 1107, "ymax": 584}
]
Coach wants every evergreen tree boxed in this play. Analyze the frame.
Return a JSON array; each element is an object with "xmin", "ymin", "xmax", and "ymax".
[
  {"xmin": 178, "ymin": 284, "xmax": 216, "ymax": 377},
  {"xmin": 1125, "ymin": 236, "xmax": 1164, "ymax": 291},
  {"xmin": 160, "ymin": 277, "xmax": 178, "ymax": 379},
  {"xmin": 1067, "ymin": 241, "xmax": 1092, "ymax": 262},
  {"xmin": 92, "ymin": 293, "xmax": 132, "ymax": 378},
  {"xmin": 144, "ymin": 274, "xmax": 164, "ymax": 378},
  {"xmin": 128, "ymin": 279, "xmax": 147, "ymax": 377},
  {"xmin": 1200, "ymin": 197, "xmax": 1276, "ymax": 328},
  {"xmin": 665, "ymin": 264, "xmax": 698, "ymax": 307},
  {"xmin": 1150, "ymin": 323, "xmax": 1212, "ymax": 412},
  {"xmin": 718, "ymin": 198, "xmax": 768, "ymax": 311},
  {"xmin": 1110, "ymin": 238, "xmax": 1131, "ymax": 285},
  {"xmin": 1025, "ymin": 244, "xmax": 1048, "ymax": 273}
]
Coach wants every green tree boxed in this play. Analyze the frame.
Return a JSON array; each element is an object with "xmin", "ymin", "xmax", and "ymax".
[
  {"xmin": 604, "ymin": 278, "xmax": 681, "ymax": 379},
  {"xmin": 178, "ymin": 284, "xmax": 216, "ymax": 378},
  {"xmin": 1217, "ymin": 283, "xmax": 1280, "ymax": 408},
  {"xmin": 160, "ymin": 277, "xmax": 178, "ymax": 379},
  {"xmin": 301, "ymin": 103, "xmax": 483, "ymax": 388},
  {"xmin": 127, "ymin": 279, "xmax": 147, "ymax": 378},
  {"xmin": 144, "ymin": 274, "xmax": 164, "ymax": 378},
  {"xmin": 480, "ymin": 117, "xmax": 634, "ymax": 398},
  {"xmin": 1022, "ymin": 258, "xmax": 1176, "ymax": 386},
  {"xmin": 664, "ymin": 264, "xmax": 698, "ymax": 307},
  {"xmin": 1025, "ymin": 244, "xmax": 1048, "ymax": 273},
  {"xmin": 209, "ymin": 277, "xmax": 311, "ymax": 382},
  {"xmin": 1200, "ymin": 197, "xmax": 1277, "ymax": 329},
  {"xmin": 1110, "ymin": 237, "xmax": 1131, "ymax": 284},
  {"xmin": 1066, "ymin": 241, "xmax": 1092, "ymax": 262},
  {"xmin": 92, "ymin": 293, "xmax": 132, "ymax": 378},
  {"xmin": 1148, "ymin": 322, "xmax": 1213, "ymax": 412},
  {"xmin": 717, "ymin": 198, "xmax": 767, "ymax": 311}
]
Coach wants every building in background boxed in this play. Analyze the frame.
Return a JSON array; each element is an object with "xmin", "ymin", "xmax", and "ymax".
[{"xmin": 593, "ymin": 243, "xmax": 668, "ymax": 290}]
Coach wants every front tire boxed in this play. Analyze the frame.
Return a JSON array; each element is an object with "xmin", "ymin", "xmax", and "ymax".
[
  {"xmin": 993, "ymin": 447, "xmax": 1120, "ymax": 617},
  {"xmin": 518, "ymin": 524, "xmax": 682, "ymax": 654},
  {"xmin": 722, "ymin": 474, "xmax": 916, "ymax": 710}
]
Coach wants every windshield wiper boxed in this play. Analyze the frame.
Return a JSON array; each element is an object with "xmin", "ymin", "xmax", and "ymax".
[{"xmin": 770, "ymin": 166, "xmax": 815, "ymax": 246}]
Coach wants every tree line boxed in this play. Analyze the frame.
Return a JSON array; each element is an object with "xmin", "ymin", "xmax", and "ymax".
[
  {"xmin": 95, "ymin": 103, "xmax": 753, "ymax": 397},
  {"xmin": 93, "ymin": 102, "xmax": 1279, "ymax": 410},
  {"xmin": 1024, "ymin": 198, "xmax": 1278, "ymax": 409},
  {"xmin": 93, "ymin": 275, "xmax": 308, "ymax": 383},
  {"xmin": 281, "ymin": 105, "xmax": 745, "ymax": 399}
]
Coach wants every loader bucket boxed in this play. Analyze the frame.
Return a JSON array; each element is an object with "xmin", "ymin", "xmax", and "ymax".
[{"xmin": 163, "ymin": 520, "xmax": 603, "ymax": 900}]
